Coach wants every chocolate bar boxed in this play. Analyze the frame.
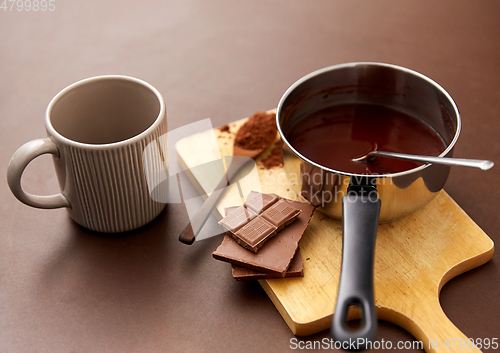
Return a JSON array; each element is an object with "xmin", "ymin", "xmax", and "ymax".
[
  {"xmin": 231, "ymin": 248, "xmax": 304, "ymax": 281},
  {"xmin": 220, "ymin": 192, "xmax": 301, "ymax": 253},
  {"xmin": 212, "ymin": 200, "xmax": 314, "ymax": 276}
]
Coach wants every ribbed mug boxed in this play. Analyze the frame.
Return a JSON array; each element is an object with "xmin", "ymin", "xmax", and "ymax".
[{"xmin": 7, "ymin": 75, "xmax": 168, "ymax": 233}]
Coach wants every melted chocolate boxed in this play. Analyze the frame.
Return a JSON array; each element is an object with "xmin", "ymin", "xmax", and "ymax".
[{"xmin": 287, "ymin": 104, "xmax": 447, "ymax": 174}]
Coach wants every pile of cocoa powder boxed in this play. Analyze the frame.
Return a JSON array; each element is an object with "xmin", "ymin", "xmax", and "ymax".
[
  {"xmin": 234, "ymin": 111, "xmax": 277, "ymax": 150},
  {"xmin": 234, "ymin": 111, "xmax": 282, "ymax": 169}
]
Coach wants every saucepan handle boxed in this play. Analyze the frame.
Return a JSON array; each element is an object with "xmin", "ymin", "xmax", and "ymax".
[{"xmin": 331, "ymin": 186, "xmax": 381, "ymax": 351}]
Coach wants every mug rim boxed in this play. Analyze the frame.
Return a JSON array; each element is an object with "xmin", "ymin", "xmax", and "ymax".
[
  {"xmin": 45, "ymin": 75, "xmax": 166, "ymax": 149},
  {"xmin": 276, "ymin": 62, "xmax": 462, "ymax": 178}
]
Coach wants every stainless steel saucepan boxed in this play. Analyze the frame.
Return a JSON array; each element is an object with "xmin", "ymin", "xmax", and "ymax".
[{"xmin": 276, "ymin": 62, "xmax": 463, "ymax": 350}]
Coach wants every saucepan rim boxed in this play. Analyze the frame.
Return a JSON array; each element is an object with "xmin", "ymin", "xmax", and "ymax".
[{"xmin": 276, "ymin": 62, "xmax": 461, "ymax": 178}]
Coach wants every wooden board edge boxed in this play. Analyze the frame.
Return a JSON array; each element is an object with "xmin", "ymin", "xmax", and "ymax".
[
  {"xmin": 438, "ymin": 241, "xmax": 495, "ymax": 292},
  {"xmin": 376, "ymin": 306, "xmax": 430, "ymax": 347}
]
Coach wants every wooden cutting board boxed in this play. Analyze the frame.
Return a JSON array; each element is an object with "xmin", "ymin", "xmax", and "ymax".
[{"xmin": 176, "ymin": 115, "xmax": 494, "ymax": 353}]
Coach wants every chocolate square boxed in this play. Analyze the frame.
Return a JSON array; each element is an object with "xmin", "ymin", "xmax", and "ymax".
[
  {"xmin": 233, "ymin": 217, "xmax": 277, "ymax": 253},
  {"xmin": 244, "ymin": 191, "xmax": 280, "ymax": 214},
  {"xmin": 222, "ymin": 195, "xmax": 301, "ymax": 252},
  {"xmin": 261, "ymin": 199, "xmax": 301, "ymax": 230},
  {"xmin": 218, "ymin": 205, "xmax": 257, "ymax": 233}
]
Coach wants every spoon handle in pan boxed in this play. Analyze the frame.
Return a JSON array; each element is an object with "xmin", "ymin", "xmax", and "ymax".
[
  {"xmin": 373, "ymin": 151, "xmax": 494, "ymax": 170},
  {"xmin": 178, "ymin": 157, "xmax": 252, "ymax": 245}
]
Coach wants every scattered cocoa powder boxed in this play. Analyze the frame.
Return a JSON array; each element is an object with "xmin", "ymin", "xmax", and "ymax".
[
  {"xmin": 234, "ymin": 111, "xmax": 277, "ymax": 150},
  {"xmin": 262, "ymin": 143, "xmax": 283, "ymax": 169},
  {"xmin": 219, "ymin": 124, "xmax": 230, "ymax": 133}
]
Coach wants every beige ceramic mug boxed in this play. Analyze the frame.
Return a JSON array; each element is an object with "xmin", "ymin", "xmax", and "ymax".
[{"xmin": 7, "ymin": 75, "xmax": 168, "ymax": 233}]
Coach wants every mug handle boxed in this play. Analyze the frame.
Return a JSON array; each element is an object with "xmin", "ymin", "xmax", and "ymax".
[{"xmin": 7, "ymin": 138, "xmax": 70, "ymax": 209}]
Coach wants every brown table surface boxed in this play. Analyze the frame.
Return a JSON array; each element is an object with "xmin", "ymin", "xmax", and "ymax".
[{"xmin": 1, "ymin": 1, "xmax": 499, "ymax": 352}]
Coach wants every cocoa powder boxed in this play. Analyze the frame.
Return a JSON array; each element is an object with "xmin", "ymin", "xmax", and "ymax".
[{"xmin": 234, "ymin": 111, "xmax": 277, "ymax": 150}]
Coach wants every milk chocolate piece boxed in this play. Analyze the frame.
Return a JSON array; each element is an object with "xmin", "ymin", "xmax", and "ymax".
[
  {"xmin": 212, "ymin": 201, "xmax": 315, "ymax": 276},
  {"xmin": 222, "ymin": 193, "xmax": 300, "ymax": 253},
  {"xmin": 244, "ymin": 191, "xmax": 280, "ymax": 214},
  {"xmin": 233, "ymin": 217, "xmax": 277, "ymax": 253},
  {"xmin": 261, "ymin": 199, "xmax": 301, "ymax": 231},
  {"xmin": 218, "ymin": 205, "xmax": 257, "ymax": 233},
  {"xmin": 224, "ymin": 205, "xmax": 277, "ymax": 253},
  {"xmin": 231, "ymin": 248, "xmax": 304, "ymax": 281}
]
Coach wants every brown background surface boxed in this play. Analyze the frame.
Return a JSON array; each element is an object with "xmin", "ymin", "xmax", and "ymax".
[{"xmin": 1, "ymin": 1, "xmax": 499, "ymax": 352}]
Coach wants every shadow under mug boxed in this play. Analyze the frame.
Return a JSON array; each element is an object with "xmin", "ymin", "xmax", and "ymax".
[{"xmin": 7, "ymin": 75, "xmax": 168, "ymax": 233}]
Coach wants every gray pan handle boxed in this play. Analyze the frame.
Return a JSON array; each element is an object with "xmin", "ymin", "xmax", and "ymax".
[{"xmin": 331, "ymin": 186, "xmax": 381, "ymax": 350}]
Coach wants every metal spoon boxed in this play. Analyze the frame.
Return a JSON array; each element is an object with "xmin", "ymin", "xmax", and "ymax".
[
  {"xmin": 178, "ymin": 124, "xmax": 276, "ymax": 245},
  {"xmin": 352, "ymin": 145, "xmax": 494, "ymax": 170}
]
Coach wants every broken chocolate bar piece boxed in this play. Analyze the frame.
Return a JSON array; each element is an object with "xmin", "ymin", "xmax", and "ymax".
[
  {"xmin": 261, "ymin": 199, "xmax": 301, "ymax": 231},
  {"xmin": 218, "ymin": 205, "xmax": 257, "ymax": 233},
  {"xmin": 233, "ymin": 217, "xmax": 277, "ymax": 253},
  {"xmin": 231, "ymin": 248, "xmax": 304, "ymax": 281},
  {"xmin": 244, "ymin": 191, "xmax": 280, "ymax": 214},
  {"xmin": 222, "ymin": 193, "xmax": 300, "ymax": 252},
  {"xmin": 224, "ymin": 205, "xmax": 277, "ymax": 253},
  {"xmin": 212, "ymin": 201, "xmax": 315, "ymax": 276}
]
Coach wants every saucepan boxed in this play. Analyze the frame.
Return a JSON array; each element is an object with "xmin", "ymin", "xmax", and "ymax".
[{"xmin": 276, "ymin": 62, "xmax": 461, "ymax": 350}]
